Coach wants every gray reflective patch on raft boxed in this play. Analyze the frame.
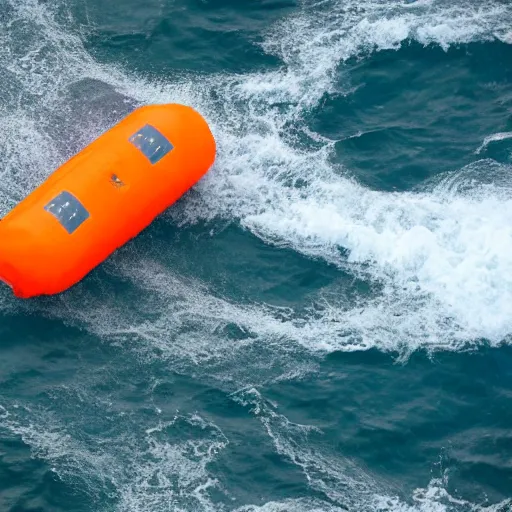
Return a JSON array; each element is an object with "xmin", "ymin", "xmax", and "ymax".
[
  {"xmin": 129, "ymin": 124, "xmax": 173, "ymax": 164},
  {"xmin": 44, "ymin": 191, "xmax": 90, "ymax": 234}
]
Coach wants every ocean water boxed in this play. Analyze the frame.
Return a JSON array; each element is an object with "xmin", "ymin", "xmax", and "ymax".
[{"xmin": 0, "ymin": 0, "xmax": 512, "ymax": 510}]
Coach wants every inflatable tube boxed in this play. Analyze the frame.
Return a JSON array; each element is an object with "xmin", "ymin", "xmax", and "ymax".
[{"xmin": 0, "ymin": 104, "xmax": 216, "ymax": 299}]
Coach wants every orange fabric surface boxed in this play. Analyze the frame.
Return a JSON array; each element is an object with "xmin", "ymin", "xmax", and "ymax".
[{"xmin": 0, "ymin": 104, "xmax": 216, "ymax": 298}]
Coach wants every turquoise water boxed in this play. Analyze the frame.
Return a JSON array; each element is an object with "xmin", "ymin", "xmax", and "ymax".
[{"xmin": 1, "ymin": 0, "xmax": 512, "ymax": 510}]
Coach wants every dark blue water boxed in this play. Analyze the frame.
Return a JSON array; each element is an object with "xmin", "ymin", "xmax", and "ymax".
[{"xmin": 1, "ymin": 1, "xmax": 512, "ymax": 511}]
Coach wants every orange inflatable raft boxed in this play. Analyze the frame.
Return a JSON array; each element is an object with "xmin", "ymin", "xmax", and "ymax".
[{"xmin": 0, "ymin": 104, "xmax": 216, "ymax": 299}]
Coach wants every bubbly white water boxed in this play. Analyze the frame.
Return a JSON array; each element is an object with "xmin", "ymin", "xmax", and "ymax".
[
  {"xmin": 475, "ymin": 132, "xmax": 512, "ymax": 154},
  {"xmin": 1, "ymin": 0, "xmax": 512, "ymax": 511},
  {"xmin": 3, "ymin": 390, "xmax": 511, "ymax": 512},
  {"xmin": 1, "ymin": 0, "xmax": 511, "ymax": 354}
]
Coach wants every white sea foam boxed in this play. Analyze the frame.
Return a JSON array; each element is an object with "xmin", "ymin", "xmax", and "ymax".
[
  {"xmin": 235, "ymin": 499, "xmax": 346, "ymax": 512},
  {"xmin": 0, "ymin": 402, "xmax": 229, "ymax": 512},
  {"xmin": 475, "ymin": 132, "xmax": 512, "ymax": 154},
  {"xmin": 6, "ymin": 392, "xmax": 510, "ymax": 512},
  {"xmin": 117, "ymin": 414, "xmax": 228, "ymax": 512},
  {"xmin": 1, "ymin": 2, "xmax": 512, "ymax": 509},
  {"xmin": 231, "ymin": 388, "xmax": 512, "ymax": 512},
  {"xmin": 1, "ymin": 0, "xmax": 511, "ymax": 355}
]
